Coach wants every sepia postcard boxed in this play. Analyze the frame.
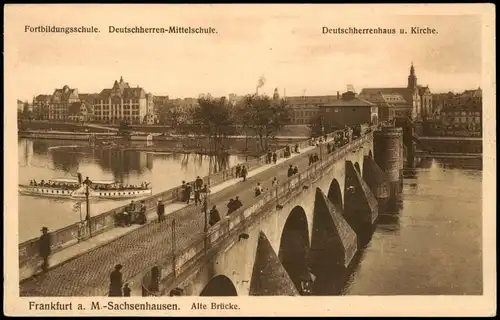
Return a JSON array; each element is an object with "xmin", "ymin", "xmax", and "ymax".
[{"xmin": 3, "ymin": 3, "xmax": 496, "ymax": 317}]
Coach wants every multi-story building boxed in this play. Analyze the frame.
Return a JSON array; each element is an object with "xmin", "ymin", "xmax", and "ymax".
[
  {"xmin": 359, "ymin": 63, "xmax": 432, "ymax": 122},
  {"xmin": 280, "ymin": 88, "xmax": 342, "ymax": 125},
  {"xmin": 93, "ymin": 77, "xmax": 155, "ymax": 124},
  {"xmin": 48, "ymin": 85, "xmax": 80, "ymax": 120},
  {"xmin": 318, "ymin": 91, "xmax": 377, "ymax": 128},
  {"xmin": 424, "ymin": 88, "xmax": 482, "ymax": 137},
  {"xmin": 32, "ymin": 94, "xmax": 52, "ymax": 120}
]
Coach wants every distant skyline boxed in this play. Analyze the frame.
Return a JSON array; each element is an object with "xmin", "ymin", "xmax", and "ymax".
[{"xmin": 6, "ymin": 5, "xmax": 483, "ymax": 101}]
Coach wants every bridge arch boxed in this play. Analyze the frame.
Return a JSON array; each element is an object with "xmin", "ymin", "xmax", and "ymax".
[
  {"xmin": 278, "ymin": 206, "xmax": 310, "ymax": 291},
  {"xmin": 200, "ymin": 275, "xmax": 238, "ymax": 296},
  {"xmin": 327, "ymin": 178, "xmax": 343, "ymax": 212}
]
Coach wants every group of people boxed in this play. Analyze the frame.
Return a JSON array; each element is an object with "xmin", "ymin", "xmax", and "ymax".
[
  {"xmin": 115, "ymin": 200, "xmax": 147, "ymax": 227},
  {"xmin": 234, "ymin": 164, "xmax": 248, "ymax": 181},
  {"xmin": 179, "ymin": 177, "xmax": 210, "ymax": 205},
  {"xmin": 283, "ymin": 144, "xmax": 300, "ymax": 158},
  {"xmin": 109, "ymin": 264, "xmax": 132, "ymax": 297},
  {"xmin": 308, "ymin": 153, "xmax": 320, "ymax": 165},
  {"xmin": 29, "ymin": 180, "xmax": 80, "ymax": 190},
  {"xmin": 94, "ymin": 182, "xmax": 151, "ymax": 191},
  {"xmin": 226, "ymin": 196, "xmax": 243, "ymax": 215},
  {"xmin": 287, "ymin": 164, "xmax": 299, "ymax": 178},
  {"xmin": 265, "ymin": 151, "xmax": 278, "ymax": 164}
]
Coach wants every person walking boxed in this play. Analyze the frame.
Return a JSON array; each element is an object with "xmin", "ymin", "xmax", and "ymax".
[
  {"xmin": 108, "ymin": 264, "xmax": 124, "ymax": 297},
  {"xmin": 235, "ymin": 164, "xmax": 241, "ymax": 178},
  {"xmin": 227, "ymin": 199, "xmax": 236, "ymax": 215},
  {"xmin": 38, "ymin": 226, "xmax": 51, "ymax": 273},
  {"xmin": 254, "ymin": 183, "xmax": 263, "ymax": 197},
  {"xmin": 209, "ymin": 205, "xmax": 221, "ymax": 227},
  {"xmin": 287, "ymin": 165, "xmax": 294, "ymax": 177},
  {"xmin": 241, "ymin": 166, "xmax": 248, "ymax": 182},
  {"xmin": 293, "ymin": 166, "xmax": 299, "ymax": 175},
  {"xmin": 157, "ymin": 200, "xmax": 165, "ymax": 223},
  {"xmin": 185, "ymin": 183, "xmax": 192, "ymax": 204},
  {"xmin": 272, "ymin": 152, "xmax": 277, "ymax": 164},
  {"xmin": 180, "ymin": 181, "xmax": 187, "ymax": 202},
  {"xmin": 309, "ymin": 154, "xmax": 314, "ymax": 166},
  {"xmin": 195, "ymin": 176, "xmax": 204, "ymax": 191},
  {"xmin": 233, "ymin": 196, "xmax": 243, "ymax": 210},
  {"xmin": 138, "ymin": 200, "xmax": 147, "ymax": 225},
  {"xmin": 272, "ymin": 177, "xmax": 278, "ymax": 187},
  {"xmin": 194, "ymin": 187, "xmax": 201, "ymax": 205}
]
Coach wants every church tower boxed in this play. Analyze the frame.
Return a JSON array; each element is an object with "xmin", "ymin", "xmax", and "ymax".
[
  {"xmin": 273, "ymin": 88, "xmax": 280, "ymax": 100},
  {"xmin": 407, "ymin": 62, "xmax": 418, "ymax": 90}
]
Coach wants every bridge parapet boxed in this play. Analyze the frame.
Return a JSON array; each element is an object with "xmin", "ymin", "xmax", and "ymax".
[{"xmin": 140, "ymin": 132, "xmax": 374, "ymax": 296}]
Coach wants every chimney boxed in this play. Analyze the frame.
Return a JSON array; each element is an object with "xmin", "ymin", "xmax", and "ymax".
[{"xmin": 337, "ymin": 91, "xmax": 340, "ymax": 99}]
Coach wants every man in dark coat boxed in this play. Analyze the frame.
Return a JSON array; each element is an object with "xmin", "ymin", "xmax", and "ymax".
[
  {"xmin": 157, "ymin": 200, "xmax": 165, "ymax": 223},
  {"xmin": 39, "ymin": 227, "xmax": 51, "ymax": 272},
  {"xmin": 287, "ymin": 165, "xmax": 294, "ymax": 177},
  {"xmin": 241, "ymin": 166, "xmax": 248, "ymax": 182},
  {"xmin": 233, "ymin": 196, "xmax": 243, "ymax": 210},
  {"xmin": 185, "ymin": 183, "xmax": 192, "ymax": 204},
  {"xmin": 195, "ymin": 176, "xmax": 204, "ymax": 191},
  {"xmin": 235, "ymin": 164, "xmax": 241, "ymax": 178},
  {"xmin": 227, "ymin": 199, "xmax": 236, "ymax": 215},
  {"xmin": 109, "ymin": 264, "xmax": 123, "ymax": 297},
  {"xmin": 293, "ymin": 166, "xmax": 299, "ymax": 175},
  {"xmin": 272, "ymin": 152, "xmax": 278, "ymax": 164},
  {"xmin": 209, "ymin": 205, "xmax": 221, "ymax": 227},
  {"xmin": 137, "ymin": 200, "xmax": 147, "ymax": 225}
]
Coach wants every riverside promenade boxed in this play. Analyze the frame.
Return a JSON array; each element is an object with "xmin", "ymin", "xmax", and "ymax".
[{"xmin": 20, "ymin": 136, "xmax": 336, "ymax": 296}]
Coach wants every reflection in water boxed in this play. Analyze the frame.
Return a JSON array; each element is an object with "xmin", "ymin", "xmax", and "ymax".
[
  {"xmin": 313, "ymin": 157, "xmax": 482, "ymax": 295},
  {"xmin": 18, "ymin": 138, "xmax": 247, "ymax": 242}
]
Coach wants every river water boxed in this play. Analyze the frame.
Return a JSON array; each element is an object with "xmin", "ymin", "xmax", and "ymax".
[
  {"xmin": 340, "ymin": 157, "xmax": 483, "ymax": 295},
  {"xmin": 17, "ymin": 138, "xmax": 246, "ymax": 243}
]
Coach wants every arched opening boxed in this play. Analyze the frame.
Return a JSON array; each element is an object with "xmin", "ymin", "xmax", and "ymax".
[
  {"xmin": 354, "ymin": 162, "xmax": 361, "ymax": 175},
  {"xmin": 278, "ymin": 206, "xmax": 310, "ymax": 291},
  {"xmin": 327, "ymin": 179, "xmax": 343, "ymax": 212},
  {"xmin": 368, "ymin": 150, "xmax": 373, "ymax": 159},
  {"xmin": 200, "ymin": 275, "xmax": 238, "ymax": 296}
]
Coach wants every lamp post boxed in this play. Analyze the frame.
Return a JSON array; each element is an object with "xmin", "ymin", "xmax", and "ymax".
[
  {"xmin": 203, "ymin": 188, "xmax": 209, "ymax": 253},
  {"xmin": 83, "ymin": 177, "xmax": 92, "ymax": 237}
]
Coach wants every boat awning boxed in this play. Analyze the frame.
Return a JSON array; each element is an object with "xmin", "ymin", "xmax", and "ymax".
[
  {"xmin": 49, "ymin": 178, "xmax": 80, "ymax": 184},
  {"xmin": 90, "ymin": 180, "xmax": 117, "ymax": 185}
]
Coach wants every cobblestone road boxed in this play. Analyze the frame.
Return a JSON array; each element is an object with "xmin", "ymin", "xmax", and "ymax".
[{"xmin": 20, "ymin": 146, "xmax": 322, "ymax": 296}]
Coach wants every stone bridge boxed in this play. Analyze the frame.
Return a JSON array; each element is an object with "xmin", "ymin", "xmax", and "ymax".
[{"xmin": 140, "ymin": 127, "xmax": 404, "ymax": 296}]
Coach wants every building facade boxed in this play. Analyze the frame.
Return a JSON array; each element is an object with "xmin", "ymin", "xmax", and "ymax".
[
  {"xmin": 359, "ymin": 63, "xmax": 432, "ymax": 123},
  {"xmin": 318, "ymin": 91, "xmax": 377, "ymax": 128},
  {"xmin": 48, "ymin": 85, "xmax": 80, "ymax": 120},
  {"xmin": 282, "ymin": 91, "xmax": 342, "ymax": 125},
  {"xmin": 32, "ymin": 95, "xmax": 52, "ymax": 120},
  {"xmin": 424, "ymin": 88, "xmax": 482, "ymax": 137},
  {"xmin": 94, "ymin": 77, "xmax": 155, "ymax": 124}
]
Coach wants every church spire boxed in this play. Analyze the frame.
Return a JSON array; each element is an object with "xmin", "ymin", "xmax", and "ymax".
[{"xmin": 408, "ymin": 62, "xmax": 417, "ymax": 89}]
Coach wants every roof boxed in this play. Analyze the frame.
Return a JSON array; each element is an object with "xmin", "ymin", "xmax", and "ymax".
[
  {"xmin": 285, "ymin": 95, "xmax": 340, "ymax": 105},
  {"xmin": 34, "ymin": 94, "xmax": 52, "ymax": 102},
  {"xmin": 99, "ymin": 83, "xmax": 146, "ymax": 100},
  {"xmin": 51, "ymin": 85, "xmax": 79, "ymax": 102},
  {"xmin": 321, "ymin": 97, "xmax": 374, "ymax": 107},
  {"xmin": 79, "ymin": 93, "xmax": 99, "ymax": 102},
  {"xmin": 359, "ymin": 87, "xmax": 414, "ymax": 106}
]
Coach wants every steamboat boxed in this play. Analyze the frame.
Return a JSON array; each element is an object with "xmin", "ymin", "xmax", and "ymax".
[{"xmin": 18, "ymin": 174, "xmax": 152, "ymax": 200}]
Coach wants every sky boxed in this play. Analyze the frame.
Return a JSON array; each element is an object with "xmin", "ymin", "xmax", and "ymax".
[{"xmin": 5, "ymin": 4, "xmax": 488, "ymax": 101}]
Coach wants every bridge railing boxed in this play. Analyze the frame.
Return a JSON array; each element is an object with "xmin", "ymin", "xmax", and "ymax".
[
  {"xmin": 140, "ymin": 131, "xmax": 373, "ymax": 296},
  {"xmin": 19, "ymin": 133, "xmax": 343, "ymax": 278}
]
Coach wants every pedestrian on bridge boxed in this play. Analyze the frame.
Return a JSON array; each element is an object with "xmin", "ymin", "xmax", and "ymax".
[
  {"xmin": 241, "ymin": 166, "xmax": 248, "ymax": 182},
  {"xmin": 234, "ymin": 196, "xmax": 243, "ymax": 210},
  {"xmin": 227, "ymin": 199, "xmax": 236, "ymax": 215},
  {"xmin": 287, "ymin": 165, "xmax": 294, "ymax": 178},
  {"xmin": 309, "ymin": 154, "xmax": 314, "ymax": 166},
  {"xmin": 157, "ymin": 200, "xmax": 165, "ymax": 223},
  {"xmin": 137, "ymin": 200, "xmax": 147, "ymax": 225},
  {"xmin": 194, "ymin": 186, "xmax": 201, "ymax": 205},
  {"xmin": 108, "ymin": 264, "xmax": 123, "ymax": 297},
  {"xmin": 38, "ymin": 226, "xmax": 51, "ymax": 273},
  {"xmin": 272, "ymin": 177, "xmax": 278, "ymax": 187},
  {"xmin": 209, "ymin": 205, "xmax": 221, "ymax": 226},
  {"xmin": 235, "ymin": 164, "xmax": 241, "ymax": 178},
  {"xmin": 272, "ymin": 152, "xmax": 278, "ymax": 164},
  {"xmin": 293, "ymin": 166, "xmax": 299, "ymax": 175},
  {"xmin": 295, "ymin": 143, "xmax": 300, "ymax": 154},
  {"xmin": 185, "ymin": 183, "xmax": 192, "ymax": 204},
  {"xmin": 254, "ymin": 183, "xmax": 263, "ymax": 197},
  {"xmin": 195, "ymin": 176, "xmax": 204, "ymax": 191}
]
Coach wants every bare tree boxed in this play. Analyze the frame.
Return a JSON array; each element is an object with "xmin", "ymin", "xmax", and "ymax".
[{"xmin": 240, "ymin": 94, "xmax": 291, "ymax": 152}]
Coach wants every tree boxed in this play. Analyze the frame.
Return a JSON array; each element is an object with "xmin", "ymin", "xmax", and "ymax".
[
  {"xmin": 240, "ymin": 94, "xmax": 291, "ymax": 152},
  {"xmin": 188, "ymin": 95, "xmax": 237, "ymax": 155}
]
